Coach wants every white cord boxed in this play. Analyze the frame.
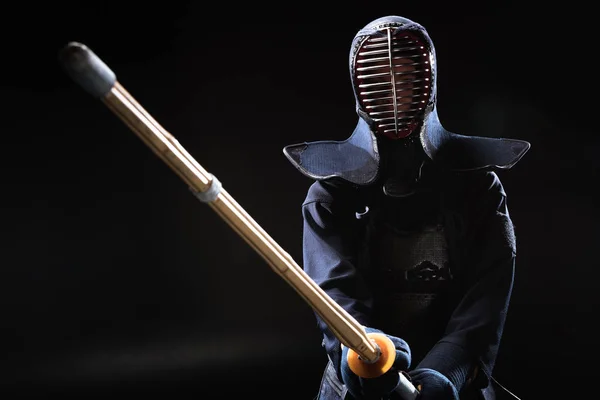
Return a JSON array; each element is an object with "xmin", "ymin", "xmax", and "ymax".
[{"xmin": 490, "ymin": 375, "xmax": 522, "ymax": 400}]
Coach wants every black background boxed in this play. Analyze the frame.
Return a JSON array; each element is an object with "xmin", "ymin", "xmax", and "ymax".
[{"xmin": 2, "ymin": 2, "xmax": 597, "ymax": 399}]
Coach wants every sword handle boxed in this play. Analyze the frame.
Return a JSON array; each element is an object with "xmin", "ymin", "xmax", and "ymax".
[{"xmin": 396, "ymin": 371, "xmax": 420, "ymax": 400}]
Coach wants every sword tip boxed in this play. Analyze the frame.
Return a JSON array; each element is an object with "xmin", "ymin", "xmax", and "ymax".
[{"xmin": 59, "ymin": 42, "xmax": 116, "ymax": 99}]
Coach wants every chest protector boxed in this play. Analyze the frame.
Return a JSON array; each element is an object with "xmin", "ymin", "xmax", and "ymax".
[{"xmin": 359, "ymin": 190, "xmax": 457, "ymax": 363}]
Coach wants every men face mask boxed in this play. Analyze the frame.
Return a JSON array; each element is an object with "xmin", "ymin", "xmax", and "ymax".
[{"xmin": 352, "ymin": 28, "xmax": 433, "ymax": 140}]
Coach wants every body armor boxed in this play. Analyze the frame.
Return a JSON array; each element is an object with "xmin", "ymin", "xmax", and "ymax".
[{"xmin": 360, "ymin": 187, "xmax": 456, "ymax": 363}]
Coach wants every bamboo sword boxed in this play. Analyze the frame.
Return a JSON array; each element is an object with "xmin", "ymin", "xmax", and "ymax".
[{"xmin": 58, "ymin": 42, "xmax": 418, "ymax": 399}]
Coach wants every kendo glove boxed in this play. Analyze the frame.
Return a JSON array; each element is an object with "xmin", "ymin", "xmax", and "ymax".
[
  {"xmin": 408, "ymin": 368, "xmax": 459, "ymax": 400},
  {"xmin": 341, "ymin": 327, "xmax": 411, "ymax": 400}
]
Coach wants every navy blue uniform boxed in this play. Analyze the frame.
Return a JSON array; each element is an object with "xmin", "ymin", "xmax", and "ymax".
[{"xmin": 301, "ymin": 168, "xmax": 516, "ymax": 399}]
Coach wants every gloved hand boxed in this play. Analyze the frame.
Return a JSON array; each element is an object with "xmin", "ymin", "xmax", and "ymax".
[
  {"xmin": 408, "ymin": 368, "xmax": 459, "ymax": 400},
  {"xmin": 341, "ymin": 327, "xmax": 411, "ymax": 400}
]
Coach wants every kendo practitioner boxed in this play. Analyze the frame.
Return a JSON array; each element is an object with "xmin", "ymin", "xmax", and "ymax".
[{"xmin": 282, "ymin": 15, "xmax": 530, "ymax": 400}]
